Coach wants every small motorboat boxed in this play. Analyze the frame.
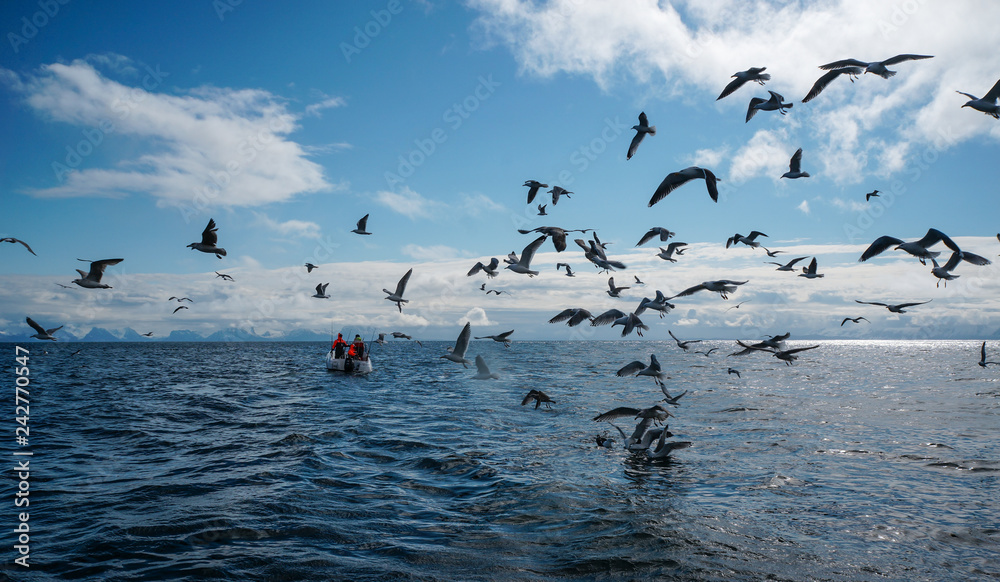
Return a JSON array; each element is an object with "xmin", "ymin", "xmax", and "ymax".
[{"xmin": 325, "ymin": 350, "xmax": 373, "ymax": 374}]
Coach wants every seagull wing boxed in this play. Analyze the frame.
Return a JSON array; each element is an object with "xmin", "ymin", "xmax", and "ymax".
[
  {"xmin": 593, "ymin": 407, "xmax": 642, "ymax": 422},
  {"xmin": 702, "ymin": 168, "xmax": 720, "ymax": 202},
  {"xmin": 467, "ymin": 262, "xmax": 485, "ymax": 276},
  {"xmin": 802, "ymin": 67, "xmax": 862, "ymax": 103},
  {"xmin": 627, "ymin": 131, "xmax": 645, "ymax": 160},
  {"xmin": 2, "ymin": 238, "xmax": 36, "ymax": 255},
  {"xmin": 567, "ymin": 309, "xmax": 594, "ymax": 326},
  {"xmin": 983, "ymin": 78, "xmax": 1000, "ymax": 102},
  {"xmin": 747, "ymin": 231, "xmax": 768, "ymax": 241},
  {"xmin": 394, "ymin": 268, "xmax": 413, "ymax": 297},
  {"xmin": 649, "ymin": 169, "xmax": 695, "ymax": 207},
  {"xmin": 487, "ymin": 257, "xmax": 499, "ymax": 270},
  {"xmin": 746, "ymin": 97, "xmax": 765, "ymax": 122},
  {"xmin": 87, "ymin": 258, "xmax": 124, "ymax": 281},
  {"xmin": 881, "ymin": 54, "xmax": 933, "ymax": 66},
  {"xmin": 782, "ymin": 345, "xmax": 820, "ymax": 356},
  {"xmin": 591, "ymin": 309, "xmax": 627, "ymax": 326},
  {"xmin": 960, "ymin": 251, "xmax": 991, "ymax": 266},
  {"xmin": 453, "ymin": 322, "xmax": 472, "ymax": 357},
  {"xmin": 636, "ymin": 229, "xmax": 660, "ymax": 247},
  {"xmin": 616, "ymin": 361, "xmax": 647, "ymax": 377},
  {"xmin": 671, "ymin": 283, "xmax": 707, "ymax": 298},
  {"xmin": 357, "ymin": 214, "xmax": 369, "ymax": 231},
  {"xmin": 805, "ymin": 257, "xmax": 817, "ymax": 274},
  {"xmin": 496, "ymin": 330, "xmax": 514, "ymax": 340},
  {"xmin": 548, "ymin": 308, "xmax": 578, "ymax": 324},
  {"xmin": 474, "ymin": 355, "xmax": 491, "ymax": 375},
  {"xmin": 855, "ymin": 300, "xmax": 888, "ymax": 307},
  {"xmin": 917, "ymin": 228, "xmax": 959, "ymax": 253},
  {"xmin": 983, "ymin": 341, "xmax": 988, "ymax": 363},
  {"xmin": 942, "ymin": 251, "xmax": 964, "ymax": 271},
  {"xmin": 201, "ymin": 219, "xmax": 219, "ymax": 245},
  {"xmin": 896, "ymin": 300, "xmax": 932, "ymax": 309},
  {"xmin": 550, "ymin": 230, "xmax": 567, "ymax": 252},
  {"xmin": 25, "ymin": 317, "xmax": 46, "ymax": 335},
  {"xmin": 788, "ymin": 148, "xmax": 803, "ymax": 173},
  {"xmin": 717, "ymin": 76, "xmax": 747, "ymax": 100},
  {"xmin": 859, "ymin": 236, "xmax": 904, "ymax": 262},
  {"xmin": 785, "ymin": 256, "xmax": 808, "ymax": 268},
  {"xmin": 518, "ymin": 235, "xmax": 547, "ymax": 268},
  {"xmin": 819, "ymin": 58, "xmax": 868, "ymax": 70}
]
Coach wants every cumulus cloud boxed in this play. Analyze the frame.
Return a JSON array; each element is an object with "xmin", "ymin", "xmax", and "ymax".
[
  {"xmin": 374, "ymin": 187, "xmax": 446, "ymax": 219},
  {"xmin": 251, "ymin": 212, "xmax": 322, "ymax": 239},
  {"xmin": 459, "ymin": 306, "xmax": 494, "ymax": 326}
]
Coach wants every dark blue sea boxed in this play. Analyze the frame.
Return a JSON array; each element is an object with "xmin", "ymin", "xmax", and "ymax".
[{"xmin": 2, "ymin": 340, "xmax": 999, "ymax": 581}]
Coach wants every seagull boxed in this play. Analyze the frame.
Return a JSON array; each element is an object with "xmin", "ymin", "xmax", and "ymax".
[
  {"xmin": 727, "ymin": 367, "xmax": 741, "ymax": 378},
  {"xmin": 738, "ymin": 341, "xmax": 820, "ymax": 365},
  {"xmin": 503, "ymin": 251, "xmax": 519, "ymax": 265},
  {"xmin": 930, "ymin": 251, "xmax": 963, "ymax": 288},
  {"xmin": 521, "ymin": 389, "xmax": 555, "ymax": 409},
  {"xmin": 472, "ymin": 355, "xmax": 500, "ymax": 379},
  {"xmin": 840, "ymin": 316, "xmax": 869, "ymax": 326},
  {"xmin": 636, "ymin": 291, "xmax": 675, "ymax": 318},
  {"xmin": 55, "ymin": 283, "xmax": 73, "ymax": 289},
  {"xmin": 188, "ymin": 218, "xmax": 226, "ymax": 258},
  {"xmin": 607, "ymin": 277, "xmax": 630, "ymax": 298},
  {"xmin": 305, "ymin": 263, "xmax": 318, "ymax": 273},
  {"xmin": 656, "ymin": 242, "xmax": 688, "ymax": 262},
  {"xmin": 72, "ymin": 258, "xmax": 123, "ymax": 289},
  {"xmin": 746, "ymin": 90, "xmax": 792, "ymax": 122},
  {"xmin": 729, "ymin": 333, "xmax": 792, "ymax": 357},
  {"xmin": 548, "ymin": 186, "xmax": 572, "ymax": 205},
  {"xmin": 859, "ymin": 228, "xmax": 991, "ymax": 265},
  {"xmin": 26, "ymin": 317, "xmax": 61, "ymax": 341},
  {"xmin": 668, "ymin": 330, "xmax": 701, "ymax": 351},
  {"xmin": 670, "ymin": 280, "xmax": 748, "ymax": 300},
  {"xmin": 957, "ymin": 78, "xmax": 1000, "ymax": 119},
  {"xmin": 168, "ymin": 296, "xmax": 193, "ymax": 302},
  {"xmin": 647, "ymin": 428, "xmax": 692, "ymax": 460},
  {"xmin": 979, "ymin": 342, "xmax": 1000, "ymax": 368},
  {"xmin": 383, "ymin": 268, "xmax": 412, "ymax": 312},
  {"xmin": 312, "ymin": 283, "xmax": 330, "ymax": 298},
  {"xmin": 780, "ymin": 148, "xmax": 810, "ymax": 179},
  {"xmin": 440, "ymin": 322, "xmax": 472, "ymax": 367},
  {"xmin": 351, "ymin": 214, "xmax": 371, "ymax": 235},
  {"xmin": 627, "ymin": 111, "xmax": 656, "ymax": 160},
  {"xmin": 474, "ymin": 330, "xmax": 514, "ymax": 347},
  {"xmin": 633, "ymin": 275, "xmax": 645, "ymax": 285},
  {"xmin": 591, "ymin": 309, "xmax": 649, "ymax": 337},
  {"xmin": 801, "ymin": 66, "xmax": 863, "ymax": 103},
  {"xmin": 593, "ymin": 413, "xmax": 667, "ymax": 450},
  {"xmin": 693, "ymin": 348, "xmax": 718, "ymax": 357},
  {"xmin": 391, "ymin": 332, "xmax": 412, "ymax": 340},
  {"xmin": 819, "ymin": 54, "xmax": 933, "ymax": 79},
  {"xmin": 764, "ymin": 257, "xmax": 809, "ymax": 271},
  {"xmin": 1, "ymin": 237, "xmax": 36, "ymax": 256},
  {"xmin": 649, "ymin": 166, "xmax": 720, "ymax": 206},
  {"xmin": 506, "ymin": 235, "xmax": 546, "ymax": 277},
  {"xmin": 617, "ymin": 354, "xmax": 667, "ymax": 386},
  {"xmin": 537, "ymin": 204, "xmax": 547, "ymax": 216},
  {"xmin": 172, "ymin": 305, "xmax": 189, "ymax": 314},
  {"xmin": 717, "ymin": 66, "xmax": 770, "ymax": 100},
  {"xmin": 866, "ymin": 190, "xmax": 881, "ymax": 201},
  {"xmin": 517, "ymin": 226, "xmax": 586, "ymax": 253},
  {"xmin": 467, "ymin": 258, "xmax": 500, "ymax": 278},
  {"xmin": 548, "ymin": 308, "xmax": 593, "ymax": 327},
  {"xmin": 798, "ymin": 257, "xmax": 824, "ymax": 279},
  {"xmin": 141, "ymin": 332, "xmax": 154, "ymax": 337},
  {"xmin": 726, "ymin": 300, "xmax": 750, "ymax": 312},
  {"xmin": 214, "ymin": 271, "xmax": 234, "ymax": 281},
  {"xmin": 375, "ymin": 333, "xmax": 386, "ymax": 345},
  {"xmin": 636, "ymin": 227, "xmax": 676, "ymax": 247},
  {"xmin": 763, "ymin": 247, "xmax": 784, "ymax": 257},
  {"xmin": 727, "ymin": 231, "xmax": 768, "ymax": 248},
  {"xmin": 524, "ymin": 180, "xmax": 548, "ymax": 204},
  {"xmin": 556, "ymin": 263, "xmax": 575, "ymax": 277},
  {"xmin": 855, "ymin": 299, "xmax": 931, "ymax": 313}
]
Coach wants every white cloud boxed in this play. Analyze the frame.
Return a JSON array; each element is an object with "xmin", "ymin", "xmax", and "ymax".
[
  {"xmin": 459, "ymin": 307, "xmax": 494, "ymax": 326},
  {"xmin": 3, "ymin": 58, "xmax": 331, "ymax": 208},
  {"xmin": 402, "ymin": 244, "xmax": 467, "ymax": 260},
  {"xmin": 797, "ymin": 200, "xmax": 810, "ymax": 215},
  {"xmin": 374, "ymin": 187, "xmax": 446, "ymax": 219},
  {"xmin": 458, "ymin": 192, "xmax": 506, "ymax": 217},
  {"xmin": 251, "ymin": 212, "xmax": 322, "ymax": 239},
  {"xmin": 304, "ymin": 96, "xmax": 347, "ymax": 117}
]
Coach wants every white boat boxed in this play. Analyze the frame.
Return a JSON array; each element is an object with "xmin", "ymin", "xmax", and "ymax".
[{"xmin": 325, "ymin": 350, "xmax": 373, "ymax": 374}]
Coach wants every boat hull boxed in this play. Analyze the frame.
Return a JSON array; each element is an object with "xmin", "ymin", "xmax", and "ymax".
[{"xmin": 326, "ymin": 351, "xmax": 373, "ymax": 374}]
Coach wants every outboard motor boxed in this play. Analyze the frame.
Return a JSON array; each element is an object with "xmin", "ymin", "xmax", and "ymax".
[{"xmin": 344, "ymin": 358, "xmax": 354, "ymax": 373}]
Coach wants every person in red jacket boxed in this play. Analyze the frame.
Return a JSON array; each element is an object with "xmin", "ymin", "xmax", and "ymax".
[
  {"xmin": 347, "ymin": 334, "xmax": 365, "ymax": 360},
  {"xmin": 332, "ymin": 333, "xmax": 348, "ymax": 358}
]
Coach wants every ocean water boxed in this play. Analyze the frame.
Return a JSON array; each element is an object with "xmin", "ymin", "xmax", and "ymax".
[{"xmin": 2, "ymin": 339, "xmax": 999, "ymax": 581}]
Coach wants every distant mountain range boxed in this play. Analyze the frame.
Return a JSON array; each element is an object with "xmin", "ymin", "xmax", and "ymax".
[{"xmin": 0, "ymin": 326, "xmax": 334, "ymax": 343}]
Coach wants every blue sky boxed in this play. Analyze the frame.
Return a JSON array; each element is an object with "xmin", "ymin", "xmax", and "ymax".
[{"xmin": 1, "ymin": 0, "xmax": 999, "ymax": 341}]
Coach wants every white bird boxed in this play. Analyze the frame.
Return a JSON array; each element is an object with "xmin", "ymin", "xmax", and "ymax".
[
  {"xmin": 474, "ymin": 329, "xmax": 514, "ymax": 347},
  {"xmin": 930, "ymin": 251, "xmax": 963, "ymax": 287},
  {"xmin": 627, "ymin": 111, "xmax": 656, "ymax": 160},
  {"xmin": 668, "ymin": 330, "xmax": 701, "ymax": 351},
  {"xmin": 1, "ymin": 237, "xmax": 36, "ymax": 256},
  {"xmin": 859, "ymin": 228, "xmax": 990, "ymax": 266},
  {"xmin": 617, "ymin": 354, "xmax": 667, "ymax": 386},
  {"xmin": 766, "ymin": 256, "xmax": 808, "ymax": 271},
  {"xmin": 72, "ymin": 258, "xmax": 123, "ymax": 289},
  {"xmin": 472, "ymin": 354, "xmax": 500, "ymax": 379},
  {"xmin": 798, "ymin": 257, "xmax": 824, "ymax": 279},
  {"xmin": 26, "ymin": 316, "xmax": 61, "ymax": 341},
  {"xmin": 383, "ymin": 268, "xmax": 412, "ymax": 312},
  {"xmin": 548, "ymin": 308, "xmax": 593, "ymax": 327},
  {"xmin": 780, "ymin": 148, "xmax": 810, "ymax": 179},
  {"xmin": 855, "ymin": 299, "xmax": 931, "ymax": 314},
  {"xmin": 607, "ymin": 277, "xmax": 630, "ymax": 298},
  {"xmin": 818, "ymin": 54, "xmax": 933, "ymax": 79},
  {"xmin": 726, "ymin": 231, "xmax": 767, "ymax": 248},
  {"xmin": 979, "ymin": 342, "xmax": 1000, "ymax": 368},
  {"xmin": 746, "ymin": 91, "xmax": 792, "ymax": 122},
  {"xmin": 537, "ymin": 204, "xmax": 547, "ymax": 216},
  {"xmin": 376, "ymin": 333, "xmax": 386, "ymax": 344},
  {"xmin": 467, "ymin": 258, "xmax": 500, "ymax": 278},
  {"xmin": 636, "ymin": 291, "xmax": 674, "ymax": 318},
  {"xmin": 591, "ymin": 309, "xmax": 648, "ymax": 337},
  {"xmin": 670, "ymin": 280, "xmax": 748, "ymax": 300},
  {"xmin": 957, "ymin": 78, "xmax": 1000, "ymax": 119},
  {"xmin": 717, "ymin": 66, "xmax": 770, "ymax": 100},
  {"xmin": 352, "ymin": 214, "xmax": 371, "ymax": 235},
  {"xmin": 312, "ymin": 283, "xmax": 330, "ymax": 298},
  {"xmin": 503, "ymin": 251, "xmax": 519, "ymax": 265},
  {"xmin": 524, "ymin": 180, "xmax": 548, "ymax": 204},
  {"xmin": 649, "ymin": 166, "xmax": 720, "ymax": 206},
  {"xmin": 506, "ymin": 235, "xmax": 546, "ymax": 277},
  {"xmin": 440, "ymin": 322, "xmax": 472, "ymax": 367},
  {"xmin": 656, "ymin": 242, "xmax": 688, "ymax": 262},
  {"xmin": 636, "ymin": 227, "xmax": 675, "ymax": 247},
  {"xmin": 555, "ymin": 262, "xmax": 575, "ymax": 277},
  {"xmin": 647, "ymin": 429, "xmax": 693, "ymax": 460},
  {"xmin": 549, "ymin": 186, "xmax": 572, "ymax": 205},
  {"xmin": 802, "ymin": 66, "xmax": 863, "ymax": 103},
  {"xmin": 188, "ymin": 218, "xmax": 226, "ymax": 258}
]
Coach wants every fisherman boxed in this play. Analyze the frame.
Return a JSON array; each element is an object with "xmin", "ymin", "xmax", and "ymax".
[
  {"xmin": 347, "ymin": 334, "xmax": 366, "ymax": 360},
  {"xmin": 332, "ymin": 333, "xmax": 348, "ymax": 358}
]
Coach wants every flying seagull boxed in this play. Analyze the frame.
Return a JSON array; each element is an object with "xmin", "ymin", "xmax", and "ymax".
[
  {"xmin": 726, "ymin": 300, "xmax": 750, "ymax": 312},
  {"xmin": 467, "ymin": 257, "xmax": 500, "ymax": 278},
  {"xmin": 766, "ymin": 256, "xmax": 808, "ymax": 271},
  {"xmin": 312, "ymin": 283, "xmax": 330, "ymax": 298},
  {"xmin": 591, "ymin": 309, "xmax": 649, "ymax": 337},
  {"xmin": 168, "ymin": 296, "xmax": 193, "ymax": 302},
  {"xmin": 548, "ymin": 308, "xmax": 593, "ymax": 327},
  {"xmin": 188, "ymin": 218, "xmax": 226, "ymax": 258},
  {"xmin": 763, "ymin": 247, "xmax": 784, "ymax": 257},
  {"xmin": 521, "ymin": 389, "xmax": 555, "ymax": 410},
  {"xmin": 668, "ymin": 330, "xmax": 702, "ymax": 351},
  {"xmin": 647, "ymin": 429, "xmax": 692, "ymax": 460},
  {"xmin": 636, "ymin": 291, "xmax": 674, "ymax": 318},
  {"xmin": 627, "ymin": 111, "xmax": 656, "ymax": 160},
  {"xmin": 549, "ymin": 186, "xmax": 572, "ymax": 205},
  {"xmin": 352, "ymin": 214, "xmax": 371, "ymax": 235},
  {"xmin": 717, "ymin": 66, "xmax": 770, "ymax": 101},
  {"xmin": 607, "ymin": 277, "xmax": 630, "ymax": 298},
  {"xmin": 383, "ymin": 268, "xmax": 412, "ymax": 312},
  {"xmin": 172, "ymin": 305, "xmax": 189, "ymax": 314},
  {"xmin": 979, "ymin": 342, "xmax": 1000, "ymax": 368},
  {"xmin": 537, "ymin": 204, "xmax": 547, "ymax": 216},
  {"xmin": 801, "ymin": 66, "xmax": 863, "ymax": 103},
  {"xmin": 440, "ymin": 322, "xmax": 472, "ymax": 367},
  {"xmin": 748, "ymin": 343, "xmax": 821, "ymax": 366},
  {"xmin": 214, "ymin": 271, "xmax": 234, "ymax": 281},
  {"xmin": 474, "ymin": 330, "xmax": 514, "ymax": 347},
  {"xmin": 746, "ymin": 90, "xmax": 792, "ymax": 122},
  {"xmin": 633, "ymin": 275, "xmax": 645, "ymax": 285},
  {"xmin": 506, "ymin": 235, "xmax": 546, "ymax": 276},
  {"xmin": 957, "ymin": 78, "xmax": 1000, "ymax": 119},
  {"xmin": 1, "ymin": 237, "xmax": 36, "ymax": 256},
  {"xmin": 617, "ymin": 354, "xmax": 667, "ymax": 387},
  {"xmin": 670, "ymin": 279, "xmax": 748, "ymax": 300},
  {"xmin": 26, "ymin": 316, "xmax": 61, "ymax": 341},
  {"xmin": 524, "ymin": 180, "xmax": 548, "ymax": 204},
  {"xmin": 818, "ymin": 54, "xmax": 933, "ymax": 79},
  {"xmin": 798, "ymin": 257, "xmax": 824, "ymax": 279},
  {"xmin": 636, "ymin": 227, "xmax": 676, "ymax": 247},
  {"xmin": 855, "ymin": 299, "xmax": 931, "ymax": 313},
  {"xmin": 727, "ymin": 231, "xmax": 768, "ymax": 248},
  {"xmin": 305, "ymin": 263, "xmax": 318, "ymax": 273},
  {"xmin": 649, "ymin": 167, "xmax": 720, "ymax": 206},
  {"xmin": 556, "ymin": 263, "xmax": 575, "ymax": 277},
  {"xmin": 841, "ymin": 316, "xmax": 869, "ymax": 326},
  {"xmin": 472, "ymin": 355, "xmax": 500, "ymax": 379},
  {"xmin": 866, "ymin": 190, "xmax": 880, "ymax": 201},
  {"xmin": 780, "ymin": 148, "xmax": 810, "ymax": 179},
  {"xmin": 141, "ymin": 332, "xmax": 154, "ymax": 337},
  {"xmin": 859, "ymin": 228, "xmax": 991, "ymax": 265},
  {"xmin": 727, "ymin": 367, "xmax": 741, "ymax": 378},
  {"xmin": 930, "ymin": 251, "xmax": 965, "ymax": 288},
  {"xmin": 72, "ymin": 258, "xmax": 123, "ymax": 289}
]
